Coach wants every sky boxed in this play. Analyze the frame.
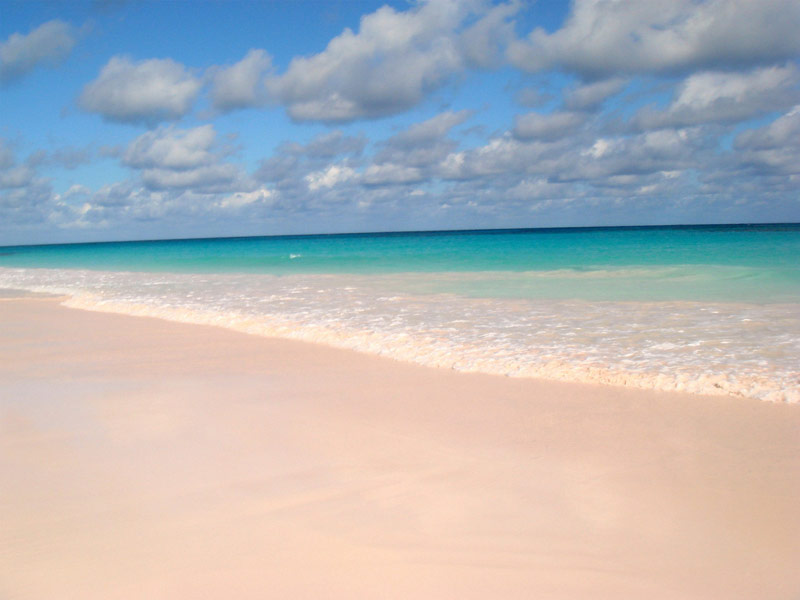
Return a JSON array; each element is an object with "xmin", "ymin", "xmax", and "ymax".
[{"xmin": 1, "ymin": 0, "xmax": 799, "ymax": 245}]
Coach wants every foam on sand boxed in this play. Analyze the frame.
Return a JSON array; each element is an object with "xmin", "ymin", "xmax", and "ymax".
[{"xmin": 2, "ymin": 266, "xmax": 796, "ymax": 402}]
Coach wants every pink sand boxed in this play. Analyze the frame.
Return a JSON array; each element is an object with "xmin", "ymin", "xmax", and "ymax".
[{"xmin": 1, "ymin": 297, "xmax": 799, "ymax": 599}]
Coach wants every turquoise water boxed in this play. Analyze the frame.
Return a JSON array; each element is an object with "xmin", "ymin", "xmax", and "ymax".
[
  {"xmin": 1, "ymin": 224, "xmax": 798, "ymax": 401},
  {"xmin": 2, "ymin": 224, "xmax": 799, "ymax": 303}
]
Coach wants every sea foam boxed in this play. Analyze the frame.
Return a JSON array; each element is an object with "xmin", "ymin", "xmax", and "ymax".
[{"xmin": 2, "ymin": 267, "xmax": 797, "ymax": 403}]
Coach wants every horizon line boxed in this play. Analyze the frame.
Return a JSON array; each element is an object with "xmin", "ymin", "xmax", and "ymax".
[{"xmin": 2, "ymin": 221, "xmax": 799, "ymax": 250}]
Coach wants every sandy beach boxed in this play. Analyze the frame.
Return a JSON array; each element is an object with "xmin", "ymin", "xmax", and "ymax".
[{"xmin": 1, "ymin": 296, "xmax": 799, "ymax": 600}]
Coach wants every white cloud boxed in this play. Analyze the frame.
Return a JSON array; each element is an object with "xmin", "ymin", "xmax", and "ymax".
[
  {"xmin": 458, "ymin": 0, "xmax": 519, "ymax": 68},
  {"xmin": 305, "ymin": 164, "xmax": 357, "ymax": 190},
  {"xmin": 736, "ymin": 105, "xmax": 800, "ymax": 150},
  {"xmin": 123, "ymin": 125, "xmax": 218, "ymax": 170},
  {"xmin": 253, "ymin": 131, "xmax": 368, "ymax": 194},
  {"xmin": 141, "ymin": 163, "xmax": 241, "ymax": 191},
  {"xmin": 118, "ymin": 125, "xmax": 251, "ymax": 193},
  {"xmin": 675, "ymin": 65, "xmax": 797, "ymax": 111},
  {"xmin": 513, "ymin": 111, "xmax": 587, "ymax": 140},
  {"xmin": 509, "ymin": 0, "xmax": 800, "ymax": 77},
  {"xmin": 437, "ymin": 120, "xmax": 708, "ymax": 192},
  {"xmin": 79, "ymin": 56, "xmax": 202, "ymax": 125},
  {"xmin": 90, "ymin": 181, "xmax": 141, "ymax": 207},
  {"xmin": 388, "ymin": 110, "xmax": 472, "ymax": 146},
  {"xmin": 507, "ymin": 177, "xmax": 571, "ymax": 201},
  {"xmin": 564, "ymin": 78, "xmax": 626, "ymax": 111},
  {"xmin": 558, "ymin": 129, "xmax": 704, "ymax": 182},
  {"xmin": 514, "ymin": 87, "xmax": 552, "ymax": 108},
  {"xmin": 373, "ymin": 110, "xmax": 471, "ymax": 169},
  {"xmin": 1, "ymin": 20, "xmax": 77, "ymax": 83},
  {"xmin": 48, "ymin": 146, "xmax": 92, "ymax": 169},
  {"xmin": 734, "ymin": 106, "xmax": 800, "ymax": 174},
  {"xmin": 217, "ymin": 187, "xmax": 274, "ymax": 209},
  {"xmin": 209, "ymin": 49, "xmax": 272, "ymax": 111},
  {"xmin": 265, "ymin": 0, "xmax": 506, "ymax": 122},
  {"xmin": 363, "ymin": 164, "xmax": 424, "ymax": 186},
  {"xmin": 634, "ymin": 64, "xmax": 799, "ymax": 129},
  {"xmin": 439, "ymin": 151, "xmax": 467, "ymax": 179},
  {"xmin": 64, "ymin": 184, "xmax": 91, "ymax": 197},
  {"xmin": 0, "ymin": 140, "xmax": 37, "ymax": 190},
  {"xmin": 584, "ymin": 138, "xmax": 612, "ymax": 159},
  {"xmin": 292, "ymin": 130, "xmax": 367, "ymax": 158},
  {"xmin": 0, "ymin": 141, "xmax": 61, "ymax": 231},
  {"xmin": 439, "ymin": 136, "xmax": 533, "ymax": 179},
  {"xmin": 0, "ymin": 165, "xmax": 35, "ymax": 189}
]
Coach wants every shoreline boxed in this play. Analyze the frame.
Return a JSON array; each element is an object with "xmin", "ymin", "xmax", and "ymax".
[
  {"xmin": 2, "ymin": 277, "xmax": 796, "ymax": 403},
  {"xmin": 2, "ymin": 297, "xmax": 799, "ymax": 599}
]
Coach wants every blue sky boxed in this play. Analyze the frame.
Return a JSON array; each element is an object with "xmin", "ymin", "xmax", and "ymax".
[{"xmin": 1, "ymin": 0, "xmax": 799, "ymax": 245}]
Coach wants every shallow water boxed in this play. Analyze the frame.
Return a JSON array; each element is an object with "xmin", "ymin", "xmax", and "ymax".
[{"xmin": 2, "ymin": 225, "xmax": 798, "ymax": 402}]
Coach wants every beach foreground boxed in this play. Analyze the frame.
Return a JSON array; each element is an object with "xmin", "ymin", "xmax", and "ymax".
[{"xmin": 1, "ymin": 297, "xmax": 799, "ymax": 599}]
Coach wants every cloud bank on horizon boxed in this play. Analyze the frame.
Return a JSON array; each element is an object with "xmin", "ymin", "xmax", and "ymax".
[{"xmin": 1, "ymin": 0, "xmax": 799, "ymax": 244}]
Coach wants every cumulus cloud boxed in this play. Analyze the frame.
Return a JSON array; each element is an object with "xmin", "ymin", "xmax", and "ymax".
[
  {"xmin": 119, "ymin": 125, "xmax": 251, "ymax": 193},
  {"xmin": 52, "ymin": 179, "xmax": 278, "ymax": 238},
  {"xmin": 509, "ymin": 0, "xmax": 800, "ymax": 78},
  {"xmin": 1, "ymin": 20, "xmax": 77, "ymax": 84},
  {"xmin": 736, "ymin": 105, "xmax": 800, "ymax": 151},
  {"xmin": 67, "ymin": 183, "xmax": 173, "ymax": 229},
  {"xmin": 0, "ymin": 140, "xmax": 37, "ymax": 190},
  {"xmin": 389, "ymin": 110, "xmax": 472, "ymax": 146},
  {"xmin": 564, "ymin": 78, "xmax": 627, "ymax": 111},
  {"xmin": 123, "ymin": 125, "xmax": 218, "ymax": 170},
  {"xmin": 209, "ymin": 49, "xmax": 272, "ymax": 111},
  {"xmin": 48, "ymin": 146, "xmax": 92, "ymax": 169},
  {"xmin": 141, "ymin": 164, "xmax": 241, "ymax": 191},
  {"xmin": 422, "ymin": 123, "xmax": 735, "ymax": 227},
  {"xmin": 734, "ymin": 105, "xmax": 800, "ymax": 174},
  {"xmin": 438, "ymin": 136, "xmax": 532, "ymax": 180},
  {"xmin": 565, "ymin": 128, "xmax": 706, "ymax": 181},
  {"xmin": 305, "ymin": 164, "xmax": 357, "ymax": 191},
  {"xmin": 513, "ymin": 111, "xmax": 587, "ymax": 141},
  {"xmin": 633, "ymin": 64, "xmax": 800, "ymax": 130},
  {"xmin": 0, "ymin": 164, "xmax": 36, "ymax": 189},
  {"xmin": 437, "ymin": 119, "xmax": 711, "ymax": 193},
  {"xmin": 506, "ymin": 177, "xmax": 573, "ymax": 201},
  {"xmin": 284, "ymin": 130, "xmax": 367, "ymax": 159},
  {"xmin": 89, "ymin": 180, "xmax": 140, "ymax": 208},
  {"xmin": 79, "ymin": 56, "xmax": 202, "ymax": 125},
  {"xmin": 217, "ymin": 187, "xmax": 274, "ymax": 210},
  {"xmin": 251, "ymin": 137, "xmax": 372, "ymax": 220},
  {"xmin": 514, "ymin": 87, "xmax": 552, "ymax": 108},
  {"xmin": 255, "ymin": 154, "xmax": 300, "ymax": 186},
  {"xmin": 253, "ymin": 130, "xmax": 367, "ymax": 196},
  {"xmin": 458, "ymin": 0, "xmax": 519, "ymax": 68},
  {"xmin": 36, "ymin": 179, "xmax": 277, "ymax": 239},
  {"xmin": 363, "ymin": 163, "xmax": 424, "ymax": 186},
  {"xmin": 265, "ymin": 0, "xmax": 513, "ymax": 122},
  {"xmin": 0, "ymin": 139, "xmax": 61, "ymax": 232},
  {"xmin": 254, "ymin": 111, "xmax": 473, "ymax": 205},
  {"xmin": 373, "ymin": 110, "xmax": 471, "ymax": 170},
  {"xmin": 1, "ymin": 179, "xmax": 56, "ymax": 227}
]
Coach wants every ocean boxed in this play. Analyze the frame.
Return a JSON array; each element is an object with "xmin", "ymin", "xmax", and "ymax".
[{"xmin": 1, "ymin": 224, "xmax": 798, "ymax": 402}]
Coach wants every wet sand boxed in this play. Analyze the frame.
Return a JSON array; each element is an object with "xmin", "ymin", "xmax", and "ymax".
[{"xmin": 1, "ymin": 297, "xmax": 799, "ymax": 599}]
